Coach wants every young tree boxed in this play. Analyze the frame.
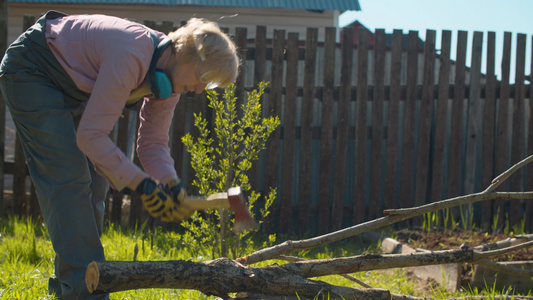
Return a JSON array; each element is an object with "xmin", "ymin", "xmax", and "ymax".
[{"xmin": 181, "ymin": 82, "xmax": 279, "ymax": 258}]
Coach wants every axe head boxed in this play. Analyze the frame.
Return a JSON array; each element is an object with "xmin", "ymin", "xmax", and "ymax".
[{"xmin": 227, "ymin": 187, "xmax": 259, "ymax": 233}]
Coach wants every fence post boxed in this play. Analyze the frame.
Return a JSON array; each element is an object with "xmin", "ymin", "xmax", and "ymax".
[{"xmin": 0, "ymin": 0, "xmax": 7, "ymax": 216}]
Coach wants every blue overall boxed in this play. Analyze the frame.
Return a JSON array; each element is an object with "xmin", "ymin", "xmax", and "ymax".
[{"xmin": 0, "ymin": 11, "xmax": 109, "ymax": 299}]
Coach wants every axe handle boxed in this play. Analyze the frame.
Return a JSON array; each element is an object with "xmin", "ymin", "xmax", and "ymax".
[{"xmin": 181, "ymin": 192, "xmax": 231, "ymax": 211}]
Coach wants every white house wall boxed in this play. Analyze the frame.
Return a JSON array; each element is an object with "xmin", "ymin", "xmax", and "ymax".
[{"xmin": 7, "ymin": 3, "xmax": 339, "ymax": 44}]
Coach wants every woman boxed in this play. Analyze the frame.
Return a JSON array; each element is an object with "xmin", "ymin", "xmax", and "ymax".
[{"xmin": 0, "ymin": 11, "xmax": 239, "ymax": 299}]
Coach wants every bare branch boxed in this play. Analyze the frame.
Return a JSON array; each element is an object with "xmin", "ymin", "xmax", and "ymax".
[
  {"xmin": 473, "ymin": 240, "xmax": 533, "ymax": 260},
  {"xmin": 237, "ymin": 155, "xmax": 533, "ymax": 265},
  {"xmin": 283, "ymin": 249, "xmax": 473, "ymax": 278},
  {"xmin": 487, "ymin": 155, "xmax": 533, "ymax": 191},
  {"xmin": 473, "ymin": 234, "xmax": 533, "ymax": 252},
  {"xmin": 476, "ymin": 259, "xmax": 533, "ymax": 277},
  {"xmin": 278, "ymin": 255, "xmax": 374, "ymax": 288}
]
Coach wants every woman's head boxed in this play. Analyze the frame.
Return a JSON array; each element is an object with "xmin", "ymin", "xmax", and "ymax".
[{"xmin": 168, "ymin": 18, "xmax": 239, "ymax": 89}]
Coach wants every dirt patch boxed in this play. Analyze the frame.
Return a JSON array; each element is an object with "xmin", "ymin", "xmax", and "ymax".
[
  {"xmin": 393, "ymin": 227, "xmax": 532, "ymax": 289},
  {"xmin": 394, "ymin": 227, "xmax": 532, "ymax": 261}
]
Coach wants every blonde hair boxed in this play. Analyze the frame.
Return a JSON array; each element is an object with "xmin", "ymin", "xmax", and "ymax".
[{"xmin": 168, "ymin": 18, "xmax": 239, "ymax": 88}]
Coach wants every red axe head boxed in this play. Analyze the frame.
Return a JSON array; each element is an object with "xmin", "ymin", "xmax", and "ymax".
[{"xmin": 227, "ymin": 187, "xmax": 259, "ymax": 233}]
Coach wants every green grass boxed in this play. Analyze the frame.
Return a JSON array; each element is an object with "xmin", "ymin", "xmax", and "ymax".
[{"xmin": 0, "ymin": 217, "xmax": 530, "ymax": 299}]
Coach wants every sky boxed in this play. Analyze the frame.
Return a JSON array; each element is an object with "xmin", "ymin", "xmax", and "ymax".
[{"xmin": 338, "ymin": 0, "xmax": 533, "ymax": 83}]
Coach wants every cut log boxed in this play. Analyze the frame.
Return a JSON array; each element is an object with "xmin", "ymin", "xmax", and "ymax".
[{"xmin": 85, "ymin": 258, "xmax": 391, "ymax": 300}]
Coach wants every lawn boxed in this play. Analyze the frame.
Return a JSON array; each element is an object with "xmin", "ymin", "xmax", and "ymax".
[{"xmin": 0, "ymin": 217, "xmax": 530, "ymax": 299}]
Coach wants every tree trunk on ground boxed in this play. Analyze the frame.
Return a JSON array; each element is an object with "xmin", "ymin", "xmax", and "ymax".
[
  {"xmin": 85, "ymin": 258, "xmax": 391, "ymax": 300},
  {"xmin": 86, "ymin": 239, "xmax": 532, "ymax": 299}
]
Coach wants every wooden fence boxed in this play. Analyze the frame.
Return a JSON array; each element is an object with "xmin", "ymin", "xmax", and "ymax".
[{"xmin": 1, "ymin": 15, "xmax": 532, "ymax": 235}]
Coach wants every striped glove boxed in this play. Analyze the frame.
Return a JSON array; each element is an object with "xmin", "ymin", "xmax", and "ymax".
[{"xmin": 136, "ymin": 177, "xmax": 191, "ymax": 222}]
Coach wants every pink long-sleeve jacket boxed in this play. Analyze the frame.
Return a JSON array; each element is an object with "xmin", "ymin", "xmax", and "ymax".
[{"xmin": 45, "ymin": 14, "xmax": 180, "ymax": 190}]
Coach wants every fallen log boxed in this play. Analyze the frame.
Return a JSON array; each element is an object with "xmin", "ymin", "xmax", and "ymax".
[
  {"xmin": 85, "ymin": 257, "xmax": 391, "ymax": 300},
  {"xmin": 86, "ymin": 237, "xmax": 532, "ymax": 299}
]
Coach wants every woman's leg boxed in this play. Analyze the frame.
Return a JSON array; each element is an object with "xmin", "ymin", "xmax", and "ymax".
[{"xmin": 0, "ymin": 68, "xmax": 108, "ymax": 299}]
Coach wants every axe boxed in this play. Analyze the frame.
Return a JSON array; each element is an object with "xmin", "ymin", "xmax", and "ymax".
[{"xmin": 181, "ymin": 187, "xmax": 258, "ymax": 233}]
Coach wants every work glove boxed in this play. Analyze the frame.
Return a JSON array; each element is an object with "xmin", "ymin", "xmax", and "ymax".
[
  {"xmin": 136, "ymin": 177, "xmax": 191, "ymax": 222},
  {"xmin": 165, "ymin": 179, "xmax": 186, "ymax": 203},
  {"xmin": 163, "ymin": 179, "xmax": 193, "ymax": 222}
]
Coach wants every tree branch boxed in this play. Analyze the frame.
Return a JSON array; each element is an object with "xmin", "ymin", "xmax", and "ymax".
[
  {"xmin": 476, "ymin": 258, "xmax": 533, "ymax": 277},
  {"xmin": 237, "ymin": 154, "xmax": 533, "ymax": 266},
  {"xmin": 473, "ymin": 234, "xmax": 533, "ymax": 252},
  {"xmin": 473, "ymin": 240, "xmax": 533, "ymax": 260},
  {"xmin": 277, "ymin": 255, "xmax": 374, "ymax": 289}
]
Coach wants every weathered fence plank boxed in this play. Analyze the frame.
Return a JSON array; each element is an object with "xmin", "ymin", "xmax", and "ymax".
[
  {"xmin": 249, "ymin": 25, "xmax": 267, "ymax": 192},
  {"xmin": 464, "ymin": 31, "xmax": 483, "ymax": 198},
  {"xmin": 0, "ymin": 0, "xmax": 7, "ymax": 216},
  {"xmin": 383, "ymin": 29, "xmax": 403, "ymax": 211},
  {"xmin": 129, "ymin": 145, "xmax": 144, "ymax": 227},
  {"xmin": 368, "ymin": 29, "xmax": 385, "ymax": 220},
  {"xmin": 331, "ymin": 26, "xmax": 353, "ymax": 231},
  {"xmin": 317, "ymin": 27, "xmax": 336, "ymax": 234},
  {"xmin": 509, "ymin": 33, "xmax": 527, "ymax": 227},
  {"xmin": 430, "ymin": 30, "xmax": 451, "ymax": 206},
  {"xmin": 481, "ymin": 31, "xmax": 497, "ymax": 231},
  {"xmin": 448, "ymin": 31, "xmax": 467, "ymax": 200},
  {"xmin": 279, "ymin": 32, "xmax": 298, "ymax": 233},
  {"xmin": 353, "ymin": 26, "xmax": 368, "ymax": 225},
  {"xmin": 13, "ymin": 135, "xmax": 25, "ymax": 215},
  {"xmin": 297, "ymin": 28, "xmax": 317, "ymax": 234},
  {"xmin": 413, "ymin": 29, "xmax": 435, "ymax": 215},
  {"xmin": 494, "ymin": 32, "xmax": 512, "ymax": 232},
  {"xmin": 264, "ymin": 29, "xmax": 284, "ymax": 232},
  {"xmin": 527, "ymin": 38, "xmax": 533, "ymax": 232},
  {"xmin": 11, "ymin": 15, "xmax": 36, "ymax": 217},
  {"xmin": 398, "ymin": 31, "xmax": 419, "ymax": 212},
  {"xmin": 111, "ymin": 108, "xmax": 130, "ymax": 225},
  {"xmin": 234, "ymin": 27, "xmax": 247, "ymax": 114}
]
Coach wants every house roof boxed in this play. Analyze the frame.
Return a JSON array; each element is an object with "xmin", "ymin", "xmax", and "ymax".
[
  {"xmin": 8, "ymin": 0, "xmax": 362, "ymax": 11},
  {"xmin": 347, "ymin": 20, "xmax": 425, "ymax": 50}
]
